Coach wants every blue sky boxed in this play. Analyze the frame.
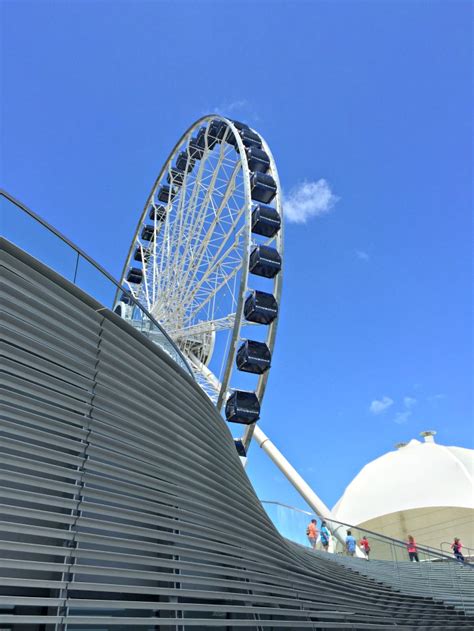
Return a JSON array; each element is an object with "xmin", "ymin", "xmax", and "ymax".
[{"xmin": 2, "ymin": 1, "xmax": 472, "ymax": 511}]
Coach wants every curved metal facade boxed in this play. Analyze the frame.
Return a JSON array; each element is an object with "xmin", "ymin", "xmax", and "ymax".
[{"xmin": 1, "ymin": 238, "xmax": 473, "ymax": 630}]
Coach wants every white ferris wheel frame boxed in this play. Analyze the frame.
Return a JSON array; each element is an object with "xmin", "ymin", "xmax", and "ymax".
[{"xmin": 119, "ymin": 115, "xmax": 283, "ymax": 451}]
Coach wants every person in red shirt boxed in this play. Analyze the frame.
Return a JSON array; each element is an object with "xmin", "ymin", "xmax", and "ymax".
[
  {"xmin": 359, "ymin": 535, "xmax": 371, "ymax": 559},
  {"xmin": 306, "ymin": 519, "xmax": 318, "ymax": 549},
  {"xmin": 451, "ymin": 538, "xmax": 465, "ymax": 564},
  {"xmin": 407, "ymin": 535, "xmax": 419, "ymax": 562}
]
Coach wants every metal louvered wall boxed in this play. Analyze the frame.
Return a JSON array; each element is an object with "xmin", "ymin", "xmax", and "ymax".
[{"xmin": 1, "ymin": 238, "xmax": 473, "ymax": 630}]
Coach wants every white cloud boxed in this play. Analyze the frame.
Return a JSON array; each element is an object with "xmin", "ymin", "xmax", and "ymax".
[
  {"xmin": 214, "ymin": 99, "xmax": 248, "ymax": 114},
  {"xmin": 212, "ymin": 99, "xmax": 260, "ymax": 122},
  {"xmin": 370, "ymin": 396, "xmax": 394, "ymax": 415},
  {"xmin": 404, "ymin": 396, "xmax": 417, "ymax": 409},
  {"xmin": 355, "ymin": 250, "xmax": 370, "ymax": 261},
  {"xmin": 394, "ymin": 410, "xmax": 411, "ymax": 424},
  {"xmin": 392, "ymin": 396, "xmax": 416, "ymax": 424},
  {"xmin": 283, "ymin": 179, "xmax": 339, "ymax": 224},
  {"xmin": 428, "ymin": 393, "xmax": 445, "ymax": 403}
]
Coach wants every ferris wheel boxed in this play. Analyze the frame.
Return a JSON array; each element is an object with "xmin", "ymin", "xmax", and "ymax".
[{"xmin": 117, "ymin": 115, "xmax": 283, "ymax": 452}]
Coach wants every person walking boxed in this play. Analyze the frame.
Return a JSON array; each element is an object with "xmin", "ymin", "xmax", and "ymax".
[
  {"xmin": 407, "ymin": 535, "xmax": 419, "ymax": 562},
  {"xmin": 306, "ymin": 519, "xmax": 318, "ymax": 549},
  {"xmin": 451, "ymin": 538, "xmax": 465, "ymax": 564},
  {"xmin": 320, "ymin": 521, "xmax": 331, "ymax": 552},
  {"xmin": 345, "ymin": 530, "xmax": 357, "ymax": 557},
  {"xmin": 359, "ymin": 535, "xmax": 371, "ymax": 559}
]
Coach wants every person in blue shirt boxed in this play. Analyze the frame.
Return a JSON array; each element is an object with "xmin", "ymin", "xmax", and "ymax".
[
  {"xmin": 320, "ymin": 521, "xmax": 331, "ymax": 552},
  {"xmin": 345, "ymin": 530, "xmax": 357, "ymax": 556}
]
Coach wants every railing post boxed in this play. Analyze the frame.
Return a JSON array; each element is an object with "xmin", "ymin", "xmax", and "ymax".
[{"xmin": 73, "ymin": 251, "xmax": 80, "ymax": 284}]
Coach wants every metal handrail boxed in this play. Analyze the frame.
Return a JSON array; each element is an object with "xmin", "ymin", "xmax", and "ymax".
[
  {"xmin": 326, "ymin": 516, "xmax": 469, "ymax": 563},
  {"xmin": 0, "ymin": 188, "xmax": 193, "ymax": 376},
  {"xmin": 262, "ymin": 500, "xmax": 313, "ymax": 515},
  {"xmin": 261, "ymin": 500, "xmax": 472, "ymax": 565}
]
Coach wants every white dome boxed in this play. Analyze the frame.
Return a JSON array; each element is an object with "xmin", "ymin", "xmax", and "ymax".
[{"xmin": 332, "ymin": 437, "xmax": 474, "ymax": 528}]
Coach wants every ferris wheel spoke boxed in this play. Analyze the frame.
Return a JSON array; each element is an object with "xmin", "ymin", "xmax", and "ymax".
[
  {"xmin": 156, "ymin": 137, "xmax": 210, "ymax": 301},
  {"xmin": 180, "ymin": 162, "xmax": 239, "ymax": 281},
  {"xmin": 171, "ymin": 145, "xmax": 224, "ymax": 269},
  {"xmin": 166, "ymin": 140, "xmax": 233, "ymax": 311},
  {"xmin": 171, "ymin": 314, "xmax": 236, "ymax": 339},
  {"xmin": 179, "ymin": 177, "xmax": 247, "ymax": 300},
  {"xmin": 185, "ymin": 257, "xmax": 244, "ymax": 323},
  {"xmin": 177, "ymin": 161, "xmax": 243, "ymax": 292},
  {"xmin": 184, "ymin": 154, "xmax": 242, "ymax": 251},
  {"xmin": 179, "ymin": 210, "xmax": 246, "ymax": 313},
  {"xmin": 174, "ymin": 308, "xmax": 260, "ymax": 340},
  {"xmin": 174, "ymin": 168, "xmax": 241, "ymax": 304},
  {"xmin": 158, "ymin": 170, "xmax": 191, "ymax": 297}
]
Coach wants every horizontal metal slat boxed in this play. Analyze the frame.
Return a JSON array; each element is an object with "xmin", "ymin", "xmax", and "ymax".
[
  {"xmin": 1, "ymin": 310, "xmax": 97, "ymax": 370},
  {"xmin": 0, "ymin": 260, "xmax": 102, "ymax": 335},
  {"xmin": 0, "ymin": 504, "xmax": 76, "ymax": 526},
  {"xmin": 1, "ymin": 340, "xmax": 94, "ymax": 391},
  {"xmin": 0, "ymin": 617, "xmax": 352, "ymax": 628},
  {"xmin": 0, "ymin": 416, "xmax": 86, "ymax": 452},
  {"xmin": 0, "ymin": 452, "xmax": 83, "ymax": 481},
  {"xmin": 0, "ymin": 520, "xmax": 74, "ymax": 542},
  {"xmin": 0, "ymin": 399, "xmax": 89, "ymax": 435},
  {"xmin": 0, "ymin": 435, "xmax": 85, "ymax": 467},
  {"xmin": 1, "ymin": 355, "xmax": 93, "ymax": 403},
  {"xmin": 0, "ymin": 325, "xmax": 97, "ymax": 379},
  {"xmin": 2, "ymin": 373, "xmax": 92, "ymax": 415},
  {"xmin": 1, "ymin": 291, "xmax": 99, "ymax": 358},
  {"xmin": 0, "ymin": 597, "xmax": 356, "ymax": 620},
  {"xmin": 0, "ymin": 470, "xmax": 80, "ymax": 496}
]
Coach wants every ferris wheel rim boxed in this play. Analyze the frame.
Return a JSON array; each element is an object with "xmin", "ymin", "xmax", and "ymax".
[{"xmin": 241, "ymin": 133, "xmax": 284, "ymax": 449}]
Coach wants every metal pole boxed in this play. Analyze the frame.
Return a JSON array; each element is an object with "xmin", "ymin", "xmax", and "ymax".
[{"xmin": 253, "ymin": 425, "xmax": 364, "ymax": 556}]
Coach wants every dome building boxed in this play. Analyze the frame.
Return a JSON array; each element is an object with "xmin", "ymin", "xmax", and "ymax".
[{"xmin": 332, "ymin": 431, "xmax": 474, "ymax": 552}]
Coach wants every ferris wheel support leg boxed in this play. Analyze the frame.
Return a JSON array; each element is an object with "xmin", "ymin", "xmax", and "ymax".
[{"xmin": 252, "ymin": 425, "xmax": 364, "ymax": 556}]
